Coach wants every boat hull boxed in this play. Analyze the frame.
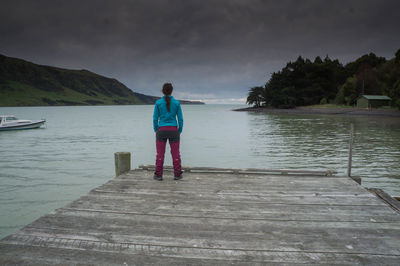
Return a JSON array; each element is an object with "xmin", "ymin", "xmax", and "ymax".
[{"xmin": 0, "ymin": 120, "xmax": 46, "ymax": 131}]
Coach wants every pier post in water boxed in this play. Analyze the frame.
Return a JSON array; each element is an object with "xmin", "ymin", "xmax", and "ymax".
[
  {"xmin": 347, "ymin": 123, "xmax": 354, "ymax": 177},
  {"xmin": 114, "ymin": 152, "xmax": 131, "ymax": 176}
]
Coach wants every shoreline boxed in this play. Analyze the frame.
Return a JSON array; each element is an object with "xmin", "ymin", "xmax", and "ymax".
[
  {"xmin": 0, "ymin": 101, "xmax": 205, "ymax": 108},
  {"xmin": 234, "ymin": 106, "xmax": 400, "ymax": 117}
]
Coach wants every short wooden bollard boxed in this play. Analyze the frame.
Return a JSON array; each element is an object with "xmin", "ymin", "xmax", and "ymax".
[
  {"xmin": 114, "ymin": 152, "xmax": 131, "ymax": 176},
  {"xmin": 347, "ymin": 123, "xmax": 354, "ymax": 177}
]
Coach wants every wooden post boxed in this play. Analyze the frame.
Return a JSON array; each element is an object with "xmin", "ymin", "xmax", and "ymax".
[
  {"xmin": 114, "ymin": 152, "xmax": 131, "ymax": 177},
  {"xmin": 347, "ymin": 124, "xmax": 354, "ymax": 177},
  {"xmin": 368, "ymin": 188, "xmax": 400, "ymax": 213}
]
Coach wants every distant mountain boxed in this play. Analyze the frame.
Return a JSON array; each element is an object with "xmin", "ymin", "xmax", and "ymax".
[{"xmin": 0, "ymin": 54, "xmax": 204, "ymax": 106}]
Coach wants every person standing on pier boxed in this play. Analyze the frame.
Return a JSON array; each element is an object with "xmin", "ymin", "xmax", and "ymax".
[{"xmin": 153, "ymin": 83, "xmax": 183, "ymax": 181}]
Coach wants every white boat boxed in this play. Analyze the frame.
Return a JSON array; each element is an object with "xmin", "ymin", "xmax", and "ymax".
[{"xmin": 0, "ymin": 115, "xmax": 46, "ymax": 131}]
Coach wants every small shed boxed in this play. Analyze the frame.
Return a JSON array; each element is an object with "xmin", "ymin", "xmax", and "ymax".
[{"xmin": 356, "ymin": 95, "xmax": 391, "ymax": 108}]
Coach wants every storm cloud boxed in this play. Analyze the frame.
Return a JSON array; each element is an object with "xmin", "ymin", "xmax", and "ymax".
[{"xmin": 1, "ymin": 0, "xmax": 399, "ymax": 102}]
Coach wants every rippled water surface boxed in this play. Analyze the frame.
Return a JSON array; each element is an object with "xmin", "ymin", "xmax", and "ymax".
[{"xmin": 1, "ymin": 105, "xmax": 399, "ymax": 238}]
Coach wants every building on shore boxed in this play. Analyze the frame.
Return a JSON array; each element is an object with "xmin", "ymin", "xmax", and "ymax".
[{"xmin": 356, "ymin": 95, "xmax": 391, "ymax": 108}]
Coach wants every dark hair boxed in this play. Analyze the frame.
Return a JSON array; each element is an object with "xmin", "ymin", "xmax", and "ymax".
[{"xmin": 162, "ymin": 83, "xmax": 173, "ymax": 112}]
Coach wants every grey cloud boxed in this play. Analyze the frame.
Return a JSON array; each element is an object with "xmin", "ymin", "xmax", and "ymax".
[{"xmin": 1, "ymin": 0, "xmax": 399, "ymax": 101}]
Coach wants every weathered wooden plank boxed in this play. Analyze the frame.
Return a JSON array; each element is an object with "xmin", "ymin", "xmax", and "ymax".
[
  {"xmin": 98, "ymin": 186, "xmax": 368, "ymax": 198},
  {"xmin": 89, "ymin": 189, "xmax": 385, "ymax": 206},
  {"xmin": 1, "ymin": 243, "xmax": 257, "ymax": 266},
  {"xmin": 104, "ymin": 175, "xmax": 366, "ymax": 192},
  {"xmin": 350, "ymin": 176, "xmax": 362, "ymax": 185},
  {"xmin": 369, "ymin": 188, "xmax": 400, "ymax": 213},
  {"xmin": 10, "ymin": 228, "xmax": 400, "ymax": 260},
  {"xmin": 2, "ymin": 242, "xmax": 400, "ymax": 265},
  {"xmin": 63, "ymin": 196, "xmax": 400, "ymax": 222},
  {"xmin": 28, "ymin": 210, "xmax": 400, "ymax": 231},
  {"xmin": 117, "ymin": 171, "xmax": 350, "ymax": 183},
  {"xmin": 94, "ymin": 186, "xmax": 374, "ymax": 198},
  {"xmin": 123, "ymin": 168, "xmax": 344, "ymax": 181},
  {"xmin": 139, "ymin": 165, "xmax": 337, "ymax": 176}
]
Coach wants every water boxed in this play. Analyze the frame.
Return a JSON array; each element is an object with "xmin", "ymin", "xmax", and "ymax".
[{"xmin": 1, "ymin": 105, "xmax": 399, "ymax": 238}]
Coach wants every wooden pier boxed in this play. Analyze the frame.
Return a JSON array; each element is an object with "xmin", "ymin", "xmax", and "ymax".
[{"xmin": 1, "ymin": 165, "xmax": 400, "ymax": 265}]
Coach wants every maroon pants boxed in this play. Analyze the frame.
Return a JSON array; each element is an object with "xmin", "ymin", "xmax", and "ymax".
[{"xmin": 155, "ymin": 126, "xmax": 182, "ymax": 177}]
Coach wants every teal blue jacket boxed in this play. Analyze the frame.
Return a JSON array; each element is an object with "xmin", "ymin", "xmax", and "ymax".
[{"xmin": 153, "ymin": 96, "xmax": 183, "ymax": 133}]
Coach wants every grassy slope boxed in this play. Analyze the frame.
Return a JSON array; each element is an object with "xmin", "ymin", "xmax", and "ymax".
[
  {"xmin": 0, "ymin": 81, "xmax": 143, "ymax": 106},
  {"xmin": 0, "ymin": 54, "xmax": 144, "ymax": 106},
  {"xmin": 301, "ymin": 104, "xmax": 354, "ymax": 109}
]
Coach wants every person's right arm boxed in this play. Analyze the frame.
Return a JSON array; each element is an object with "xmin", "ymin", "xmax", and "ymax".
[{"xmin": 153, "ymin": 104, "xmax": 159, "ymax": 132}]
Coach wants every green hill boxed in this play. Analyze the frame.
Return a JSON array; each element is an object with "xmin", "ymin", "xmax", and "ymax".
[{"xmin": 0, "ymin": 54, "xmax": 203, "ymax": 106}]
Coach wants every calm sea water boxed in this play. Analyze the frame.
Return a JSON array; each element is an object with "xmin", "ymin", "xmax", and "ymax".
[{"xmin": 0, "ymin": 104, "xmax": 399, "ymax": 238}]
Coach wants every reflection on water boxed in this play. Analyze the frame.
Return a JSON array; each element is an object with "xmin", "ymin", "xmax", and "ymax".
[
  {"xmin": 246, "ymin": 113, "xmax": 400, "ymax": 194},
  {"xmin": 0, "ymin": 105, "xmax": 399, "ymax": 239}
]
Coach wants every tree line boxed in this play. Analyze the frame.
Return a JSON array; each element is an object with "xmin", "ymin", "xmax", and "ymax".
[{"xmin": 247, "ymin": 49, "xmax": 400, "ymax": 109}]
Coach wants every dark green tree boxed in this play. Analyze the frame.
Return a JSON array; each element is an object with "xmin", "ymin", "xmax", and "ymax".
[
  {"xmin": 247, "ymin": 49, "xmax": 400, "ymax": 109},
  {"xmin": 246, "ymin": 86, "xmax": 264, "ymax": 107},
  {"xmin": 344, "ymin": 53, "xmax": 386, "ymax": 77},
  {"xmin": 335, "ymin": 76, "xmax": 358, "ymax": 105}
]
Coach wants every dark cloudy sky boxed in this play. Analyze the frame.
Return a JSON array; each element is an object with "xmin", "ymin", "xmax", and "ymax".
[{"xmin": 1, "ymin": 0, "xmax": 399, "ymax": 103}]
